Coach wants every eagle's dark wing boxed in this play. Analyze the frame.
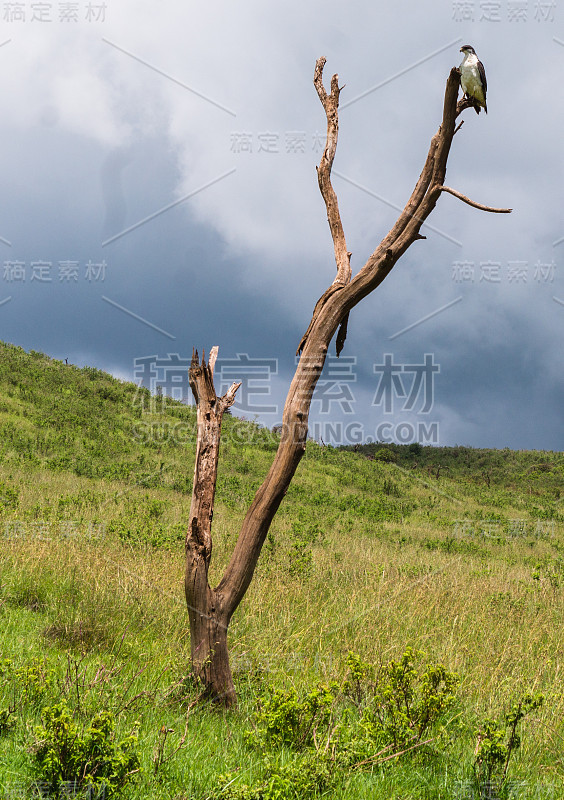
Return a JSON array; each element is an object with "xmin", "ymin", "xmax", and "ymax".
[
  {"xmin": 477, "ymin": 59, "xmax": 487, "ymax": 95},
  {"xmin": 477, "ymin": 58, "xmax": 487, "ymax": 113}
]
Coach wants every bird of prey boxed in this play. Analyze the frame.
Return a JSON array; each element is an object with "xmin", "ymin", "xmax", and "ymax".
[{"xmin": 459, "ymin": 45, "xmax": 487, "ymax": 114}]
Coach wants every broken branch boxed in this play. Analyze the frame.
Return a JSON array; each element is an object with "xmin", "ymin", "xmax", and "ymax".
[
  {"xmin": 314, "ymin": 56, "xmax": 351, "ymax": 287},
  {"xmin": 439, "ymin": 185, "xmax": 512, "ymax": 213}
]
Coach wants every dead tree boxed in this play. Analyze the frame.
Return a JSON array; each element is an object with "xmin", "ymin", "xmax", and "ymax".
[{"xmin": 185, "ymin": 59, "xmax": 511, "ymax": 707}]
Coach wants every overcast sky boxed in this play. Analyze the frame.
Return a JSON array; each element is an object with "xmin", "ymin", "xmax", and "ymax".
[{"xmin": 0, "ymin": 0, "xmax": 562, "ymax": 450}]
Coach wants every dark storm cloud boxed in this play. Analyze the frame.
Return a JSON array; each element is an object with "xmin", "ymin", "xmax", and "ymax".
[{"xmin": 0, "ymin": 2, "xmax": 561, "ymax": 449}]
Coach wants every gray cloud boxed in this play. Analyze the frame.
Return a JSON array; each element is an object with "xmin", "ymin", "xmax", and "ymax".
[{"xmin": 0, "ymin": 2, "xmax": 561, "ymax": 450}]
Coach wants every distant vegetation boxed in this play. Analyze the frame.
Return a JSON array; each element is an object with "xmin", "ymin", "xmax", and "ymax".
[
  {"xmin": 342, "ymin": 440, "xmax": 562, "ymax": 498},
  {"xmin": 0, "ymin": 341, "xmax": 562, "ymax": 798}
]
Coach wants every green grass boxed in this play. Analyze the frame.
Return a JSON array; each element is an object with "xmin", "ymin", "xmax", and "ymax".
[{"xmin": 0, "ymin": 341, "xmax": 562, "ymax": 798}]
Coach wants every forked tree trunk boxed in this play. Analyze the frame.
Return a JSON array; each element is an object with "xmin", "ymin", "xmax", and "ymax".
[{"xmin": 185, "ymin": 60, "xmax": 511, "ymax": 706}]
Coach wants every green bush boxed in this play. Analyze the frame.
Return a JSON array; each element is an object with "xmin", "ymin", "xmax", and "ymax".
[
  {"xmin": 248, "ymin": 649, "xmax": 459, "ymax": 758},
  {"xmin": 31, "ymin": 701, "xmax": 140, "ymax": 797},
  {"xmin": 246, "ymin": 683, "xmax": 337, "ymax": 749},
  {"xmin": 366, "ymin": 647, "xmax": 459, "ymax": 750},
  {"xmin": 238, "ymin": 648, "xmax": 460, "ymax": 798}
]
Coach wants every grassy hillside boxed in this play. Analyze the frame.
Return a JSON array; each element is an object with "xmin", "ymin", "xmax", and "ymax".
[{"xmin": 0, "ymin": 341, "xmax": 562, "ymax": 799}]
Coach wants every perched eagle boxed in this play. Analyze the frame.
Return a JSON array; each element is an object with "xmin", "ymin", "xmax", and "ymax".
[{"xmin": 459, "ymin": 45, "xmax": 487, "ymax": 114}]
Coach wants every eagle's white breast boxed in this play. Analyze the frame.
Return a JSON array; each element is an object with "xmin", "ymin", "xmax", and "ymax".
[{"xmin": 460, "ymin": 53, "xmax": 485, "ymax": 105}]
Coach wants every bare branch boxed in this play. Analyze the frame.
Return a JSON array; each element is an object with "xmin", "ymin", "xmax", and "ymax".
[
  {"xmin": 224, "ymin": 381, "xmax": 242, "ymax": 407},
  {"xmin": 430, "ymin": 67, "xmax": 461, "ymax": 185},
  {"xmin": 297, "ymin": 59, "xmax": 352, "ymax": 355},
  {"xmin": 314, "ymin": 57, "xmax": 351, "ymax": 287},
  {"xmin": 438, "ymin": 185, "xmax": 512, "ymax": 213}
]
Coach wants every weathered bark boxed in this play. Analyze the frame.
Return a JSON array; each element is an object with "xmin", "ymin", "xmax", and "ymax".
[
  {"xmin": 185, "ymin": 59, "xmax": 511, "ymax": 706},
  {"xmin": 185, "ymin": 347, "xmax": 240, "ymax": 706}
]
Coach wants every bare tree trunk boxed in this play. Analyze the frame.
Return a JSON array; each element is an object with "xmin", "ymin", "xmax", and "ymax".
[
  {"xmin": 185, "ymin": 347, "xmax": 240, "ymax": 705},
  {"xmin": 185, "ymin": 60, "xmax": 511, "ymax": 706}
]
